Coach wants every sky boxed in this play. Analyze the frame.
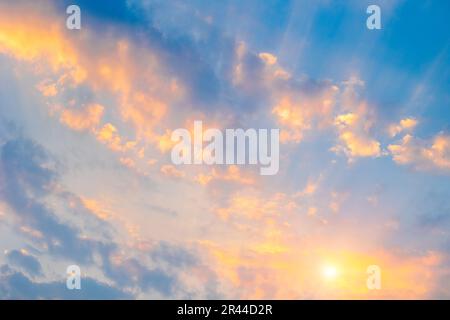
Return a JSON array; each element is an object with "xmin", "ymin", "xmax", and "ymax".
[{"xmin": 0, "ymin": 0, "xmax": 449, "ymax": 299}]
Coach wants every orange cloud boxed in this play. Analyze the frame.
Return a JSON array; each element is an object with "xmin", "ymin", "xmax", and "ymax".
[
  {"xmin": 294, "ymin": 176, "xmax": 322, "ymax": 197},
  {"xmin": 272, "ymin": 87, "xmax": 337, "ymax": 143},
  {"xmin": 332, "ymin": 107, "xmax": 381, "ymax": 159},
  {"xmin": 388, "ymin": 133, "xmax": 450, "ymax": 171},
  {"xmin": 336, "ymin": 130, "xmax": 381, "ymax": 158},
  {"xmin": 214, "ymin": 191, "xmax": 296, "ymax": 222},
  {"xmin": 388, "ymin": 117, "xmax": 418, "ymax": 137},
  {"xmin": 258, "ymin": 52, "xmax": 277, "ymax": 65},
  {"xmin": 0, "ymin": 4, "xmax": 86, "ymax": 83},
  {"xmin": 95, "ymin": 123, "xmax": 132, "ymax": 152},
  {"xmin": 329, "ymin": 77, "xmax": 382, "ymax": 160},
  {"xmin": 36, "ymin": 81, "xmax": 58, "ymax": 97},
  {"xmin": 60, "ymin": 103, "xmax": 104, "ymax": 131},
  {"xmin": 0, "ymin": 1, "xmax": 182, "ymax": 160},
  {"xmin": 160, "ymin": 164, "xmax": 185, "ymax": 178},
  {"xmin": 195, "ymin": 165, "xmax": 255, "ymax": 186},
  {"xmin": 81, "ymin": 197, "xmax": 111, "ymax": 220}
]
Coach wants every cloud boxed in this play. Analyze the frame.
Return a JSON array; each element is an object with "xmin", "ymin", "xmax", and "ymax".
[
  {"xmin": 0, "ymin": 1, "xmax": 178, "ymax": 153},
  {"xmin": 5, "ymin": 250, "xmax": 42, "ymax": 277},
  {"xmin": 0, "ymin": 137, "xmax": 111, "ymax": 263},
  {"xmin": 331, "ymin": 79, "xmax": 382, "ymax": 160},
  {"xmin": 95, "ymin": 123, "xmax": 132, "ymax": 152},
  {"xmin": 0, "ymin": 133, "xmax": 203, "ymax": 298},
  {"xmin": 195, "ymin": 166, "xmax": 255, "ymax": 186},
  {"xmin": 0, "ymin": 266, "xmax": 130, "ymax": 299},
  {"xmin": 227, "ymin": 42, "xmax": 341, "ymax": 144},
  {"xmin": 258, "ymin": 52, "xmax": 278, "ymax": 66},
  {"xmin": 79, "ymin": 197, "xmax": 112, "ymax": 220},
  {"xmin": 295, "ymin": 176, "xmax": 321, "ymax": 197},
  {"xmin": 60, "ymin": 103, "xmax": 104, "ymax": 131},
  {"xmin": 160, "ymin": 164, "xmax": 185, "ymax": 178},
  {"xmin": 0, "ymin": 2, "xmax": 86, "ymax": 83},
  {"xmin": 1, "ymin": 0, "xmax": 449, "ymax": 300},
  {"xmin": 270, "ymin": 81, "xmax": 338, "ymax": 143},
  {"xmin": 150, "ymin": 242, "xmax": 197, "ymax": 268},
  {"xmin": 388, "ymin": 117, "xmax": 418, "ymax": 137},
  {"xmin": 101, "ymin": 256, "xmax": 176, "ymax": 296},
  {"xmin": 36, "ymin": 81, "xmax": 58, "ymax": 97},
  {"xmin": 388, "ymin": 133, "xmax": 450, "ymax": 172},
  {"xmin": 333, "ymin": 113, "xmax": 381, "ymax": 158}
]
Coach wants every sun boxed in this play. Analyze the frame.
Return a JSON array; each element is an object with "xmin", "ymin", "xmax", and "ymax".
[{"xmin": 322, "ymin": 265, "xmax": 338, "ymax": 280}]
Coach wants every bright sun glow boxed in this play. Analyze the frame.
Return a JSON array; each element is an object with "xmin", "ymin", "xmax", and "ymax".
[{"xmin": 322, "ymin": 265, "xmax": 338, "ymax": 279}]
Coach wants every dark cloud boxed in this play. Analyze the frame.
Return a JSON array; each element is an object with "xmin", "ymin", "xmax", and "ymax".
[
  {"xmin": 0, "ymin": 138, "xmax": 58, "ymax": 199},
  {"xmin": 0, "ymin": 0, "xmax": 239, "ymax": 297},
  {"xmin": 0, "ymin": 119, "xmax": 18, "ymax": 145},
  {"xmin": 150, "ymin": 242, "xmax": 197, "ymax": 268},
  {"xmin": 0, "ymin": 136, "xmax": 183, "ymax": 298},
  {"xmin": 101, "ymin": 256, "xmax": 176, "ymax": 296},
  {"xmin": 5, "ymin": 250, "xmax": 42, "ymax": 277},
  {"xmin": 0, "ymin": 138, "xmax": 113, "ymax": 264},
  {"xmin": 126, "ymin": 0, "xmax": 339, "ymax": 118},
  {"xmin": 0, "ymin": 266, "xmax": 131, "ymax": 299}
]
